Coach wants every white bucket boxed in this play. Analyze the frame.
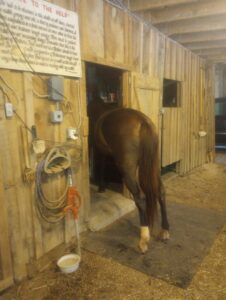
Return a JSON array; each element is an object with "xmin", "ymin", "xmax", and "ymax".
[{"xmin": 57, "ymin": 254, "xmax": 81, "ymax": 274}]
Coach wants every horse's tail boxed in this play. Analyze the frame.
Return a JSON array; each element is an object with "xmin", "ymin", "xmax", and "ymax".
[{"xmin": 138, "ymin": 121, "xmax": 160, "ymax": 227}]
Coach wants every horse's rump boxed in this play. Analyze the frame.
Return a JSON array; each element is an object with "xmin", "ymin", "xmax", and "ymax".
[{"xmin": 94, "ymin": 108, "xmax": 159, "ymax": 225}]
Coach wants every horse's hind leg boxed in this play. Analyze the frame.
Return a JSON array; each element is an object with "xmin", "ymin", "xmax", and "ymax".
[
  {"xmin": 158, "ymin": 179, "xmax": 170, "ymax": 240},
  {"xmin": 123, "ymin": 171, "xmax": 150, "ymax": 253}
]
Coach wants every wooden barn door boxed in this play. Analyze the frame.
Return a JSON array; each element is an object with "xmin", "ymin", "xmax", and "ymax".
[
  {"xmin": 161, "ymin": 107, "xmax": 182, "ymax": 167},
  {"xmin": 129, "ymin": 73, "xmax": 161, "ymax": 132}
]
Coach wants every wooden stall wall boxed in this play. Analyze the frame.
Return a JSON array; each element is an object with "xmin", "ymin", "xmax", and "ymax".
[
  {"xmin": 163, "ymin": 40, "xmax": 214, "ymax": 174},
  {"xmin": 0, "ymin": 0, "xmax": 90, "ymax": 287},
  {"xmin": 178, "ymin": 53, "xmax": 214, "ymax": 174},
  {"xmin": 162, "ymin": 40, "xmax": 184, "ymax": 168},
  {"xmin": 78, "ymin": 0, "xmax": 215, "ymax": 173},
  {"xmin": 0, "ymin": 68, "xmax": 89, "ymax": 283},
  {"xmin": 79, "ymin": 0, "xmax": 130, "ymax": 69}
]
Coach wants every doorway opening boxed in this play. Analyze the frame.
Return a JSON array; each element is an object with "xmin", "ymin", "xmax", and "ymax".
[{"xmin": 86, "ymin": 62, "xmax": 123, "ymax": 194}]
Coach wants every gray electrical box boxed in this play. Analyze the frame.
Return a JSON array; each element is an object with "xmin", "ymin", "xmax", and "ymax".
[{"xmin": 48, "ymin": 76, "xmax": 64, "ymax": 101}]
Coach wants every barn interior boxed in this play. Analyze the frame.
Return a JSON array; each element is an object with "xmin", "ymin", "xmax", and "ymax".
[{"xmin": 1, "ymin": 0, "xmax": 226, "ymax": 298}]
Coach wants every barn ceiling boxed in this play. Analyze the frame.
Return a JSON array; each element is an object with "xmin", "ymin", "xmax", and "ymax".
[{"xmin": 127, "ymin": 0, "xmax": 226, "ymax": 63}]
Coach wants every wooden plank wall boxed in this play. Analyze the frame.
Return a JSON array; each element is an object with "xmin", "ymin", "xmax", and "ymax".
[
  {"xmin": 79, "ymin": 0, "xmax": 130, "ymax": 69},
  {"xmin": 0, "ymin": 0, "xmax": 215, "ymax": 285},
  {"xmin": 164, "ymin": 40, "xmax": 214, "ymax": 174},
  {"xmin": 0, "ymin": 68, "xmax": 89, "ymax": 281}
]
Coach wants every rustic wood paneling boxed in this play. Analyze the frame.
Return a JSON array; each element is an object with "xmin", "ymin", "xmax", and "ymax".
[
  {"xmin": 0, "ymin": 0, "xmax": 216, "ymax": 288},
  {"xmin": 130, "ymin": 73, "xmax": 161, "ymax": 131},
  {"xmin": 162, "ymin": 108, "xmax": 182, "ymax": 167}
]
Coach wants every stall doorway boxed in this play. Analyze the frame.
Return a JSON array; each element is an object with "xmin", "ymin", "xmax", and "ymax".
[{"xmin": 86, "ymin": 63, "xmax": 123, "ymax": 194}]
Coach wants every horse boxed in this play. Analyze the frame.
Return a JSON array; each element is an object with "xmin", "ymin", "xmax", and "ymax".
[{"xmin": 87, "ymin": 98, "xmax": 170, "ymax": 253}]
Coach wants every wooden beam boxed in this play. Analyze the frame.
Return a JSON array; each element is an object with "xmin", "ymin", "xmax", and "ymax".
[
  {"xmin": 129, "ymin": 0, "xmax": 199, "ymax": 12},
  {"xmin": 156, "ymin": 14, "xmax": 226, "ymax": 36},
  {"xmin": 185, "ymin": 40, "xmax": 226, "ymax": 50},
  {"xmin": 173, "ymin": 30, "xmax": 226, "ymax": 44},
  {"xmin": 193, "ymin": 48, "xmax": 226, "ymax": 56},
  {"xmin": 209, "ymin": 56, "xmax": 226, "ymax": 63},
  {"xmin": 151, "ymin": 0, "xmax": 226, "ymax": 25}
]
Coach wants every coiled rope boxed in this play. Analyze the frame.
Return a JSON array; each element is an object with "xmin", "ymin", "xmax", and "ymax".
[{"xmin": 35, "ymin": 147, "xmax": 71, "ymax": 223}]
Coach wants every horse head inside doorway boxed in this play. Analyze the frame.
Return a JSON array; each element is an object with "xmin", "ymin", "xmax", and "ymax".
[{"xmin": 87, "ymin": 98, "xmax": 170, "ymax": 253}]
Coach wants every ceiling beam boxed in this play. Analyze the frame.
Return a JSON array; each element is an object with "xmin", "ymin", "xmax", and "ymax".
[
  {"xmin": 129, "ymin": 0, "xmax": 199, "ymax": 12},
  {"xmin": 185, "ymin": 40, "xmax": 226, "ymax": 50},
  {"xmin": 173, "ymin": 30, "xmax": 226, "ymax": 44},
  {"xmin": 156, "ymin": 14, "xmax": 226, "ymax": 36},
  {"xmin": 194, "ymin": 48, "xmax": 226, "ymax": 57},
  {"xmin": 209, "ymin": 56, "xmax": 226, "ymax": 63},
  {"xmin": 151, "ymin": 0, "xmax": 226, "ymax": 25}
]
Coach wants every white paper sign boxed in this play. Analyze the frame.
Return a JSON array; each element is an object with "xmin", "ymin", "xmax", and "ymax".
[{"xmin": 0, "ymin": 0, "xmax": 81, "ymax": 77}]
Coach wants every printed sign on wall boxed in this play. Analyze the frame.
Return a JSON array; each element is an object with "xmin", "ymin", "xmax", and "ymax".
[{"xmin": 0, "ymin": 0, "xmax": 81, "ymax": 77}]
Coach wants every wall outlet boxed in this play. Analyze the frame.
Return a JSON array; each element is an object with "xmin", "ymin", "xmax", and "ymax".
[
  {"xmin": 50, "ymin": 110, "xmax": 63, "ymax": 123},
  {"xmin": 4, "ymin": 102, "xmax": 13, "ymax": 118},
  {"xmin": 67, "ymin": 127, "xmax": 78, "ymax": 140}
]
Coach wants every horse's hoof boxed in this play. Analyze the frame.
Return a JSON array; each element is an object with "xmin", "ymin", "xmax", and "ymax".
[
  {"xmin": 158, "ymin": 229, "xmax": 170, "ymax": 241},
  {"xmin": 139, "ymin": 240, "xmax": 149, "ymax": 253}
]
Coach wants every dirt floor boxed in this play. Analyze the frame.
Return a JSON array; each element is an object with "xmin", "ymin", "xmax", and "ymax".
[{"xmin": 1, "ymin": 153, "xmax": 226, "ymax": 300}]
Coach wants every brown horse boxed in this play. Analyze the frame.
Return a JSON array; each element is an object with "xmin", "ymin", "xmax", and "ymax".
[{"xmin": 88, "ymin": 98, "xmax": 170, "ymax": 253}]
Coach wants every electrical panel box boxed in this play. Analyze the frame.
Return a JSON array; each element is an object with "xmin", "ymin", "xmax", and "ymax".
[
  {"xmin": 48, "ymin": 76, "xmax": 64, "ymax": 101},
  {"xmin": 50, "ymin": 110, "xmax": 63, "ymax": 123}
]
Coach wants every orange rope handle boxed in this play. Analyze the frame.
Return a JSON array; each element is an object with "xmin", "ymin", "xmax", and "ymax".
[{"xmin": 64, "ymin": 186, "xmax": 81, "ymax": 219}]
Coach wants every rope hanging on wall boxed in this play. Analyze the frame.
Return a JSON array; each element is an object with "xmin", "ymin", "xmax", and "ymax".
[{"xmin": 35, "ymin": 147, "xmax": 71, "ymax": 224}]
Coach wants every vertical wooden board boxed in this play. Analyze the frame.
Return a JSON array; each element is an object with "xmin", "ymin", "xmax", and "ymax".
[
  {"xmin": 131, "ymin": 19, "xmax": 142, "ymax": 72},
  {"xmin": 170, "ymin": 41, "xmax": 177, "ymax": 80},
  {"xmin": 0, "ymin": 155, "xmax": 13, "ymax": 286},
  {"xmin": 79, "ymin": 0, "xmax": 104, "ymax": 60},
  {"xmin": 123, "ymin": 14, "xmax": 131, "ymax": 66},
  {"xmin": 104, "ymin": 3, "xmax": 125, "ymax": 64},
  {"xmin": 179, "ymin": 50, "xmax": 190, "ymax": 174},
  {"xmin": 23, "ymin": 73, "xmax": 44, "ymax": 260},
  {"xmin": 186, "ymin": 51, "xmax": 191, "ymax": 171},
  {"xmin": 78, "ymin": 62, "xmax": 90, "ymax": 225},
  {"xmin": 161, "ymin": 108, "xmax": 181, "ymax": 167},
  {"xmin": 0, "ymin": 70, "xmax": 23, "ymax": 187},
  {"xmin": 157, "ymin": 33, "xmax": 165, "ymax": 79},
  {"xmin": 142, "ymin": 26, "xmax": 150, "ymax": 74},
  {"xmin": 149, "ymin": 29, "xmax": 156, "ymax": 77},
  {"xmin": 176, "ymin": 45, "xmax": 182, "ymax": 81},
  {"xmin": 164, "ymin": 39, "xmax": 171, "ymax": 79},
  {"xmin": 195, "ymin": 56, "xmax": 199, "ymax": 167},
  {"xmin": 2, "ymin": 131, "xmax": 27, "ymax": 280},
  {"xmin": 122, "ymin": 71, "xmax": 131, "ymax": 108},
  {"xmin": 153, "ymin": 31, "xmax": 160, "ymax": 78}
]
